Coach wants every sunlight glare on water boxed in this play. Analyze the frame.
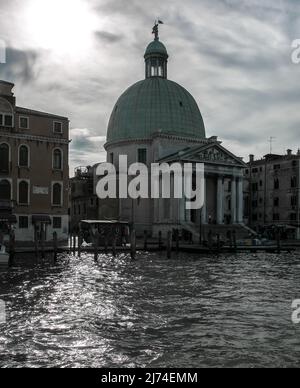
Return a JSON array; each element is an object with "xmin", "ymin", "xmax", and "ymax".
[{"xmin": 1, "ymin": 252, "xmax": 300, "ymax": 368}]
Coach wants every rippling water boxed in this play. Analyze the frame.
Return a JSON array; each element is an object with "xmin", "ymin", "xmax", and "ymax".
[{"xmin": 1, "ymin": 251, "xmax": 300, "ymax": 368}]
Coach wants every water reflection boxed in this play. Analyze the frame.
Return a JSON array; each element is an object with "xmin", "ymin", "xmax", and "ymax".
[{"xmin": 0, "ymin": 252, "xmax": 300, "ymax": 367}]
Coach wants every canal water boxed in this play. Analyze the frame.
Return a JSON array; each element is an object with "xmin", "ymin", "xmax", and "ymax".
[{"xmin": 1, "ymin": 251, "xmax": 300, "ymax": 368}]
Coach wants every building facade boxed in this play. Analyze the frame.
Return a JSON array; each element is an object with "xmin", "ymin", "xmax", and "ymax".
[
  {"xmin": 101, "ymin": 26, "xmax": 248, "ymax": 239},
  {"xmin": 70, "ymin": 164, "xmax": 119, "ymax": 231},
  {"xmin": 245, "ymin": 151, "xmax": 300, "ymax": 239},
  {"xmin": 0, "ymin": 80, "xmax": 70, "ymax": 243}
]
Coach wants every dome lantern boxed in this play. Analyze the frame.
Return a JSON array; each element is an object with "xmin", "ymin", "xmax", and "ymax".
[{"xmin": 144, "ymin": 21, "xmax": 168, "ymax": 79}]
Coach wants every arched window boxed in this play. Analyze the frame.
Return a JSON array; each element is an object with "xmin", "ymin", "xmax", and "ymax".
[
  {"xmin": 0, "ymin": 143, "xmax": 9, "ymax": 173},
  {"xmin": 0, "ymin": 179, "xmax": 11, "ymax": 201},
  {"xmin": 53, "ymin": 183, "xmax": 62, "ymax": 206},
  {"xmin": 19, "ymin": 181, "xmax": 29, "ymax": 205},
  {"xmin": 53, "ymin": 149, "xmax": 62, "ymax": 170},
  {"xmin": 19, "ymin": 145, "xmax": 29, "ymax": 167}
]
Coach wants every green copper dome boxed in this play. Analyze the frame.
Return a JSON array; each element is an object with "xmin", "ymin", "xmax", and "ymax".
[
  {"xmin": 106, "ymin": 77, "xmax": 206, "ymax": 144},
  {"xmin": 106, "ymin": 29, "xmax": 206, "ymax": 145},
  {"xmin": 144, "ymin": 40, "xmax": 168, "ymax": 58}
]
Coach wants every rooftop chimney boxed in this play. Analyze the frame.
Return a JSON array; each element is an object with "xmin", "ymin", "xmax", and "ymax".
[
  {"xmin": 287, "ymin": 149, "xmax": 292, "ymax": 157},
  {"xmin": 249, "ymin": 154, "xmax": 254, "ymax": 163},
  {"xmin": 0, "ymin": 80, "xmax": 14, "ymax": 97}
]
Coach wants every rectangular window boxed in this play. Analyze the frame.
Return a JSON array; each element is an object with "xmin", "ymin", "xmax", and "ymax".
[
  {"xmin": 291, "ymin": 196, "xmax": 297, "ymax": 207},
  {"xmin": 138, "ymin": 149, "xmax": 147, "ymax": 164},
  {"xmin": 19, "ymin": 216, "xmax": 29, "ymax": 229},
  {"xmin": 274, "ymin": 198, "xmax": 279, "ymax": 207},
  {"xmin": 290, "ymin": 213, "xmax": 297, "ymax": 221},
  {"xmin": 19, "ymin": 116, "xmax": 29, "ymax": 129},
  {"xmin": 291, "ymin": 176, "xmax": 297, "ymax": 188},
  {"xmin": 273, "ymin": 213, "xmax": 280, "ymax": 221},
  {"xmin": 274, "ymin": 164, "xmax": 281, "ymax": 170},
  {"xmin": 53, "ymin": 217, "xmax": 62, "ymax": 229},
  {"xmin": 53, "ymin": 121, "xmax": 63, "ymax": 134},
  {"xmin": 4, "ymin": 115, "xmax": 13, "ymax": 127},
  {"xmin": 0, "ymin": 113, "xmax": 3, "ymax": 126}
]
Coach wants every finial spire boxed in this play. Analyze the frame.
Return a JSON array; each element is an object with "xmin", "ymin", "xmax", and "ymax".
[{"xmin": 152, "ymin": 20, "xmax": 164, "ymax": 41}]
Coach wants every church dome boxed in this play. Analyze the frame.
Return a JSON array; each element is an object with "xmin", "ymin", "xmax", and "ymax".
[
  {"xmin": 107, "ymin": 78, "xmax": 206, "ymax": 144},
  {"xmin": 106, "ymin": 24, "xmax": 206, "ymax": 145}
]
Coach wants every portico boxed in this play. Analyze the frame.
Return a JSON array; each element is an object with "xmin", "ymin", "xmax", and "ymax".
[{"xmin": 156, "ymin": 142, "xmax": 247, "ymax": 230}]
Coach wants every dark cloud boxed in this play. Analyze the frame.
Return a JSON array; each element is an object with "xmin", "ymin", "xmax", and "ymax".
[
  {"xmin": 0, "ymin": 47, "xmax": 39, "ymax": 83},
  {"xmin": 95, "ymin": 30, "xmax": 123, "ymax": 44}
]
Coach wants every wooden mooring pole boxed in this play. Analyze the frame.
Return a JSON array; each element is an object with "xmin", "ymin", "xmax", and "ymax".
[
  {"xmin": 53, "ymin": 232, "xmax": 58, "ymax": 262},
  {"xmin": 175, "ymin": 229, "xmax": 179, "ymax": 253},
  {"xmin": 73, "ymin": 233, "xmax": 77, "ymax": 256},
  {"xmin": 208, "ymin": 230, "xmax": 213, "ymax": 252},
  {"xmin": 94, "ymin": 230, "xmax": 99, "ymax": 262},
  {"xmin": 9, "ymin": 229, "xmax": 15, "ymax": 266},
  {"xmin": 158, "ymin": 231, "xmax": 163, "ymax": 250},
  {"xmin": 34, "ymin": 227, "xmax": 39, "ymax": 259},
  {"xmin": 41, "ymin": 225, "xmax": 45, "ymax": 259},
  {"xmin": 166, "ymin": 231, "xmax": 172, "ymax": 259},
  {"xmin": 130, "ymin": 228, "xmax": 136, "ymax": 260},
  {"xmin": 144, "ymin": 230, "xmax": 148, "ymax": 251},
  {"xmin": 217, "ymin": 234, "xmax": 221, "ymax": 253},
  {"xmin": 112, "ymin": 230, "xmax": 117, "ymax": 257},
  {"xmin": 276, "ymin": 229, "xmax": 281, "ymax": 254},
  {"xmin": 233, "ymin": 230, "xmax": 237, "ymax": 253},
  {"xmin": 78, "ymin": 232, "xmax": 83, "ymax": 258}
]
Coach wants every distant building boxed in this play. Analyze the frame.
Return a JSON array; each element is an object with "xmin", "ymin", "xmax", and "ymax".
[
  {"xmin": 70, "ymin": 166, "xmax": 98, "ymax": 231},
  {"xmin": 0, "ymin": 80, "xmax": 70, "ymax": 243},
  {"xmin": 70, "ymin": 164, "xmax": 118, "ymax": 231},
  {"xmin": 245, "ymin": 151, "xmax": 300, "ymax": 239}
]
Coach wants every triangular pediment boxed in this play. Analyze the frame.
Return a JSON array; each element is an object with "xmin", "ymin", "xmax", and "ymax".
[{"xmin": 159, "ymin": 142, "xmax": 247, "ymax": 168}]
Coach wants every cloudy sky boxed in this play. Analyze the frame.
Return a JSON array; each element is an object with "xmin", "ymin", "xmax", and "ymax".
[{"xmin": 0, "ymin": 0, "xmax": 299, "ymax": 175}]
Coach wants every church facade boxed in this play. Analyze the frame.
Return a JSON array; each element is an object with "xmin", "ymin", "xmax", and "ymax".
[{"xmin": 103, "ymin": 25, "xmax": 248, "ymax": 239}]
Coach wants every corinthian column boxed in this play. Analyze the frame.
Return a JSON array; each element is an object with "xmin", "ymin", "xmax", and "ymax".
[
  {"xmin": 237, "ymin": 177, "xmax": 244, "ymax": 224},
  {"xmin": 231, "ymin": 177, "xmax": 237, "ymax": 224},
  {"xmin": 217, "ymin": 176, "xmax": 224, "ymax": 224}
]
